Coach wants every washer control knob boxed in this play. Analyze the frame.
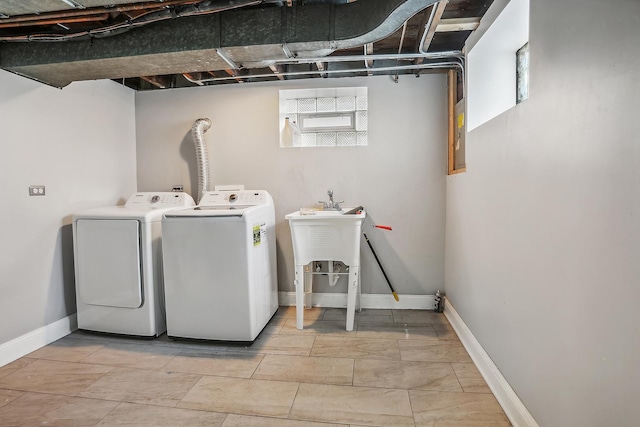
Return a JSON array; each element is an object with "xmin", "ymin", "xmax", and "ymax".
[
  {"xmin": 229, "ymin": 193, "xmax": 238, "ymax": 202},
  {"xmin": 151, "ymin": 195, "xmax": 160, "ymax": 203}
]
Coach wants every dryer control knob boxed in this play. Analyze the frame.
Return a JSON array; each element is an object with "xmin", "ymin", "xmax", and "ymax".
[{"xmin": 229, "ymin": 193, "xmax": 238, "ymax": 202}]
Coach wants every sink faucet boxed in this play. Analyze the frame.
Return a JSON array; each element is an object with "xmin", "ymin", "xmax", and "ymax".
[{"xmin": 319, "ymin": 189, "xmax": 344, "ymax": 210}]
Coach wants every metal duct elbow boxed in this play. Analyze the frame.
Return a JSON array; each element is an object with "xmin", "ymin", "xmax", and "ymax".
[{"xmin": 191, "ymin": 118, "xmax": 212, "ymax": 204}]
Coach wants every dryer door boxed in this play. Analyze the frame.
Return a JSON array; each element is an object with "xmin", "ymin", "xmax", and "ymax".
[{"xmin": 76, "ymin": 219, "xmax": 143, "ymax": 308}]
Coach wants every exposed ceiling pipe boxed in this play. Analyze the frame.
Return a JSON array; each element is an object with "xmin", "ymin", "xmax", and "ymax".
[
  {"xmin": 412, "ymin": 7, "xmax": 430, "ymax": 67},
  {"xmin": 274, "ymin": 51, "xmax": 463, "ymax": 65},
  {"xmin": 179, "ymin": 60, "xmax": 464, "ymax": 84},
  {"xmin": 257, "ymin": 50, "xmax": 465, "ymax": 85},
  {"xmin": 182, "ymin": 73, "xmax": 204, "ymax": 86},
  {"xmin": 393, "ymin": 20, "xmax": 408, "ymax": 83},
  {"xmin": 0, "ymin": 0, "xmax": 263, "ymax": 42},
  {"xmin": 418, "ymin": 0, "xmax": 448, "ymax": 54},
  {"xmin": 414, "ymin": 0, "xmax": 466, "ymax": 84},
  {"xmin": 1, "ymin": 0, "xmax": 444, "ymax": 87},
  {"xmin": 364, "ymin": 43, "xmax": 374, "ymax": 75},
  {"xmin": 193, "ymin": 50, "xmax": 465, "ymax": 82},
  {"xmin": 0, "ymin": 0, "xmax": 354, "ymax": 25},
  {"xmin": 0, "ymin": 14, "xmax": 110, "ymax": 29},
  {"xmin": 60, "ymin": 0, "xmax": 85, "ymax": 8},
  {"xmin": 0, "ymin": 0, "xmax": 201, "ymax": 23}
]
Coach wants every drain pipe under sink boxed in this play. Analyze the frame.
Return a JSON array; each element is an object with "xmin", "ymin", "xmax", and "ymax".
[{"xmin": 328, "ymin": 261, "xmax": 341, "ymax": 287}]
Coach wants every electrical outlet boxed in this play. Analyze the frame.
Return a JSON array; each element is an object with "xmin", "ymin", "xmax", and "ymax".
[
  {"xmin": 29, "ymin": 185, "xmax": 46, "ymax": 196},
  {"xmin": 172, "ymin": 185, "xmax": 184, "ymax": 192}
]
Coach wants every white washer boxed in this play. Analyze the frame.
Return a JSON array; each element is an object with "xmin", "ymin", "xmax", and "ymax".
[
  {"xmin": 73, "ymin": 192, "xmax": 195, "ymax": 337},
  {"xmin": 162, "ymin": 189, "xmax": 278, "ymax": 341}
]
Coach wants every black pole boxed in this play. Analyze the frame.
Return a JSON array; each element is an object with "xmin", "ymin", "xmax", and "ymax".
[{"xmin": 363, "ymin": 233, "xmax": 399, "ymax": 301}]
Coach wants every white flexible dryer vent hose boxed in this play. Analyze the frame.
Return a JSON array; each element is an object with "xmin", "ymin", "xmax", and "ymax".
[{"xmin": 191, "ymin": 118, "xmax": 212, "ymax": 204}]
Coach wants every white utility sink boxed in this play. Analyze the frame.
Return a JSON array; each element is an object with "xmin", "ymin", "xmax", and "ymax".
[
  {"xmin": 285, "ymin": 208, "xmax": 366, "ymax": 331},
  {"xmin": 285, "ymin": 208, "xmax": 365, "ymax": 265}
]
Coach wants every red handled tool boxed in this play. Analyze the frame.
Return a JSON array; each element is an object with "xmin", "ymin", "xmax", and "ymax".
[{"xmin": 375, "ymin": 225, "xmax": 392, "ymax": 231}]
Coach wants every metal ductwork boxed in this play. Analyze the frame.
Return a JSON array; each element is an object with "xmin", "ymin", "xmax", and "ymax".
[
  {"xmin": 0, "ymin": 0, "xmax": 438, "ymax": 88},
  {"xmin": 191, "ymin": 118, "xmax": 212, "ymax": 205}
]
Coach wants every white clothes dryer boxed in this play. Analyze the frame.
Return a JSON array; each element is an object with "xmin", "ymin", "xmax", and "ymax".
[
  {"xmin": 162, "ymin": 189, "xmax": 278, "ymax": 342},
  {"xmin": 73, "ymin": 192, "xmax": 194, "ymax": 337}
]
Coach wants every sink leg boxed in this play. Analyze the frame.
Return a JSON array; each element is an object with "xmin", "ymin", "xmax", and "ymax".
[
  {"xmin": 295, "ymin": 265, "xmax": 305, "ymax": 329},
  {"xmin": 346, "ymin": 266, "xmax": 359, "ymax": 331},
  {"xmin": 356, "ymin": 271, "xmax": 362, "ymax": 312}
]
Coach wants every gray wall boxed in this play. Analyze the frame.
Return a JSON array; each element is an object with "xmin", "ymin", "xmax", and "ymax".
[
  {"xmin": 135, "ymin": 75, "xmax": 447, "ymax": 296},
  {"xmin": 0, "ymin": 71, "xmax": 137, "ymax": 345},
  {"xmin": 445, "ymin": 0, "xmax": 640, "ymax": 425}
]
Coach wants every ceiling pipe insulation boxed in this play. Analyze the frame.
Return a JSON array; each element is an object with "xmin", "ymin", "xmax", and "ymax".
[{"xmin": 0, "ymin": 0, "xmax": 440, "ymax": 88}]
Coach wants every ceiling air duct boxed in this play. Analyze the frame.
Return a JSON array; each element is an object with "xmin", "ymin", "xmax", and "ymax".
[{"xmin": 0, "ymin": 0, "xmax": 439, "ymax": 88}]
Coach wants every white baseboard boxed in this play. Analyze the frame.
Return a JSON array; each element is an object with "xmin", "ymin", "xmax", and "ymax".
[
  {"xmin": 444, "ymin": 298, "xmax": 539, "ymax": 427},
  {"xmin": 0, "ymin": 314, "xmax": 77, "ymax": 367},
  {"xmin": 278, "ymin": 292, "xmax": 435, "ymax": 310}
]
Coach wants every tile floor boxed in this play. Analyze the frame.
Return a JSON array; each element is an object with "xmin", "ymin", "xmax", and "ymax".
[{"xmin": 0, "ymin": 308, "xmax": 511, "ymax": 426}]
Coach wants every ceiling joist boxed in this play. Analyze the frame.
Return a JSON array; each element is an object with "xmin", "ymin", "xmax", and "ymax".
[
  {"xmin": 436, "ymin": 17, "xmax": 480, "ymax": 32},
  {"xmin": 269, "ymin": 64, "xmax": 285, "ymax": 80},
  {"xmin": 141, "ymin": 75, "xmax": 170, "ymax": 88}
]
